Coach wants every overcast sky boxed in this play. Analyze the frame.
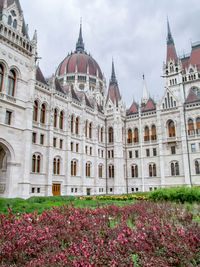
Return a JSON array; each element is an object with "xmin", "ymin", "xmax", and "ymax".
[{"xmin": 20, "ymin": 0, "xmax": 200, "ymax": 107}]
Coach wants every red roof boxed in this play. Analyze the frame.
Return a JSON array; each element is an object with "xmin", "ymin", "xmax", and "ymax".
[
  {"xmin": 36, "ymin": 67, "xmax": 47, "ymax": 85},
  {"xmin": 57, "ymin": 51, "xmax": 103, "ymax": 80},
  {"xmin": 167, "ymin": 43, "xmax": 178, "ymax": 63},
  {"xmin": 190, "ymin": 45, "xmax": 200, "ymax": 71},
  {"xmin": 185, "ymin": 89, "xmax": 200, "ymax": 104},
  {"xmin": 106, "ymin": 83, "xmax": 121, "ymax": 107},
  {"xmin": 127, "ymin": 102, "xmax": 138, "ymax": 115},
  {"xmin": 141, "ymin": 98, "xmax": 156, "ymax": 112}
]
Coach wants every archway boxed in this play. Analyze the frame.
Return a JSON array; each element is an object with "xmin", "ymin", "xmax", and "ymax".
[{"xmin": 0, "ymin": 143, "xmax": 11, "ymax": 195}]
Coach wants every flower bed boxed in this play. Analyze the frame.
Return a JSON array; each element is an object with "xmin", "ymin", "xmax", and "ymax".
[{"xmin": 0, "ymin": 201, "xmax": 199, "ymax": 266}]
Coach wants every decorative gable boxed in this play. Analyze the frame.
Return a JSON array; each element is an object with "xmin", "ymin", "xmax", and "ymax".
[{"xmin": 161, "ymin": 88, "xmax": 178, "ymax": 110}]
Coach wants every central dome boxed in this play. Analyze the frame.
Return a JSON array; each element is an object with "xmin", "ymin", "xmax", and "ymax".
[{"xmin": 56, "ymin": 24, "xmax": 103, "ymax": 81}]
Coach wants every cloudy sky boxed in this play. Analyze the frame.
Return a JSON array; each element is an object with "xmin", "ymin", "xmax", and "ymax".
[{"xmin": 20, "ymin": 0, "xmax": 200, "ymax": 107}]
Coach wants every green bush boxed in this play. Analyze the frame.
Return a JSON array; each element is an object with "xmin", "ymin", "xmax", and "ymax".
[{"xmin": 148, "ymin": 186, "xmax": 200, "ymax": 203}]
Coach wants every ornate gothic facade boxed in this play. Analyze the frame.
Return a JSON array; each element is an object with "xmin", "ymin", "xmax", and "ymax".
[{"xmin": 0, "ymin": 0, "xmax": 200, "ymax": 198}]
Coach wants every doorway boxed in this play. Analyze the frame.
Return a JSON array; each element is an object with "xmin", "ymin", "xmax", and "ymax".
[{"xmin": 52, "ymin": 184, "xmax": 61, "ymax": 196}]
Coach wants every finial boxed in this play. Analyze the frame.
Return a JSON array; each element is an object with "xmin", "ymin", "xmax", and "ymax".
[
  {"xmin": 142, "ymin": 74, "xmax": 145, "ymax": 80},
  {"xmin": 167, "ymin": 17, "xmax": 174, "ymax": 45},
  {"xmin": 76, "ymin": 20, "xmax": 85, "ymax": 52},
  {"xmin": 110, "ymin": 58, "xmax": 117, "ymax": 84},
  {"xmin": 3, "ymin": 0, "xmax": 7, "ymax": 9}
]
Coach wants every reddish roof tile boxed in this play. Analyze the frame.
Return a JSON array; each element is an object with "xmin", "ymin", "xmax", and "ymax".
[
  {"xmin": 36, "ymin": 67, "xmax": 47, "ymax": 85},
  {"xmin": 126, "ymin": 102, "xmax": 138, "ymax": 115},
  {"xmin": 106, "ymin": 83, "xmax": 121, "ymax": 107},
  {"xmin": 185, "ymin": 89, "xmax": 200, "ymax": 104},
  {"xmin": 167, "ymin": 43, "xmax": 178, "ymax": 63},
  {"xmin": 55, "ymin": 78, "xmax": 66, "ymax": 94},
  {"xmin": 141, "ymin": 98, "xmax": 156, "ymax": 112},
  {"xmin": 190, "ymin": 45, "xmax": 200, "ymax": 71}
]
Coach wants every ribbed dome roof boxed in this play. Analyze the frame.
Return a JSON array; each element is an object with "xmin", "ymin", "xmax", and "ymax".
[{"xmin": 56, "ymin": 24, "xmax": 103, "ymax": 80}]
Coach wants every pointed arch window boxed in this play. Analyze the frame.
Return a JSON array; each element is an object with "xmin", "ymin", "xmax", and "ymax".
[
  {"xmin": 188, "ymin": 119, "xmax": 194, "ymax": 136},
  {"xmin": 149, "ymin": 163, "xmax": 156, "ymax": 177},
  {"xmin": 108, "ymin": 127, "xmax": 114, "ymax": 143},
  {"xmin": 71, "ymin": 115, "xmax": 74, "ymax": 133},
  {"xmin": 85, "ymin": 121, "xmax": 88, "ymax": 137},
  {"xmin": 7, "ymin": 70, "xmax": 16, "ymax": 96},
  {"xmin": 54, "ymin": 109, "xmax": 58, "ymax": 128},
  {"xmin": 127, "ymin": 129, "xmax": 132, "ymax": 143},
  {"xmin": 71, "ymin": 160, "xmax": 77, "ymax": 176},
  {"xmin": 151, "ymin": 125, "xmax": 157, "ymax": 140},
  {"xmin": 196, "ymin": 118, "xmax": 200, "ymax": 135},
  {"xmin": 8, "ymin": 15, "xmax": 12, "ymax": 25},
  {"xmin": 101, "ymin": 127, "xmax": 103, "ymax": 143},
  {"xmin": 86, "ymin": 162, "xmax": 91, "ymax": 177},
  {"xmin": 32, "ymin": 154, "xmax": 41, "ymax": 173},
  {"xmin": 144, "ymin": 126, "xmax": 150, "ymax": 141},
  {"xmin": 89, "ymin": 122, "xmax": 92, "ymax": 139},
  {"xmin": 195, "ymin": 160, "xmax": 200, "ymax": 174},
  {"xmin": 33, "ymin": 101, "xmax": 39, "ymax": 122},
  {"xmin": 171, "ymin": 161, "xmax": 179, "ymax": 176},
  {"xmin": 168, "ymin": 120, "xmax": 176, "ymax": 137},
  {"xmin": 108, "ymin": 165, "xmax": 114, "ymax": 178},
  {"xmin": 131, "ymin": 165, "xmax": 138, "ymax": 178},
  {"xmin": 75, "ymin": 117, "xmax": 79, "ymax": 135},
  {"xmin": 13, "ymin": 19, "xmax": 17, "ymax": 29},
  {"xmin": 134, "ymin": 128, "xmax": 139, "ymax": 143},
  {"xmin": 53, "ymin": 157, "xmax": 61, "ymax": 175},
  {"xmin": 98, "ymin": 164, "xmax": 103, "ymax": 178},
  {"xmin": 40, "ymin": 103, "xmax": 46, "ymax": 124},
  {"xmin": 59, "ymin": 111, "xmax": 64, "ymax": 130},
  {"xmin": 0, "ymin": 64, "xmax": 4, "ymax": 92}
]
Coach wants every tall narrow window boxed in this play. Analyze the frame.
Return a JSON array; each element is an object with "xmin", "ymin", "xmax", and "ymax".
[
  {"xmin": 168, "ymin": 120, "xmax": 176, "ymax": 137},
  {"xmin": 134, "ymin": 128, "xmax": 139, "ymax": 143},
  {"xmin": 37, "ymin": 156, "xmax": 41, "ymax": 173},
  {"xmin": 127, "ymin": 129, "xmax": 132, "ymax": 143},
  {"xmin": 149, "ymin": 164, "xmax": 156, "ymax": 177},
  {"xmin": 32, "ymin": 154, "xmax": 41, "ymax": 173},
  {"xmin": 85, "ymin": 121, "xmax": 88, "ymax": 137},
  {"xmin": 196, "ymin": 118, "xmax": 200, "ymax": 135},
  {"xmin": 188, "ymin": 119, "xmax": 194, "ymax": 136},
  {"xmin": 40, "ymin": 104, "xmax": 46, "ymax": 124},
  {"xmin": 53, "ymin": 158, "xmax": 60, "ymax": 175},
  {"xmin": 0, "ymin": 64, "xmax": 4, "ymax": 92},
  {"xmin": 8, "ymin": 15, "xmax": 12, "ymax": 25},
  {"xmin": 149, "ymin": 164, "xmax": 153, "ymax": 177},
  {"xmin": 5, "ymin": 111, "xmax": 12, "ymax": 125},
  {"xmin": 108, "ymin": 127, "xmax": 113, "ymax": 143},
  {"xmin": 171, "ymin": 162, "xmax": 179, "ymax": 176},
  {"xmin": 7, "ymin": 70, "xmax": 16, "ymax": 96},
  {"xmin": 54, "ymin": 109, "xmax": 58, "ymax": 128},
  {"xmin": 86, "ymin": 163, "xmax": 91, "ymax": 177},
  {"xmin": 195, "ymin": 160, "xmax": 200, "ymax": 174},
  {"xmin": 144, "ymin": 126, "xmax": 150, "ymax": 141},
  {"xmin": 108, "ymin": 165, "xmax": 114, "ymax": 178},
  {"xmin": 59, "ymin": 111, "xmax": 64, "ymax": 129},
  {"xmin": 33, "ymin": 101, "xmax": 38, "ymax": 122},
  {"xmin": 131, "ymin": 165, "xmax": 138, "ymax": 178},
  {"xmin": 101, "ymin": 127, "xmax": 103, "ymax": 142},
  {"xmin": 75, "ymin": 117, "xmax": 79, "ymax": 135},
  {"xmin": 151, "ymin": 125, "xmax": 157, "ymax": 140},
  {"xmin": 32, "ymin": 155, "xmax": 36, "ymax": 172},
  {"xmin": 153, "ymin": 164, "xmax": 156, "ymax": 176},
  {"xmin": 71, "ymin": 115, "xmax": 74, "ymax": 133},
  {"xmin": 89, "ymin": 122, "xmax": 92, "ymax": 139},
  {"xmin": 71, "ymin": 160, "xmax": 77, "ymax": 176},
  {"xmin": 99, "ymin": 165, "xmax": 103, "ymax": 178},
  {"xmin": 13, "ymin": 19, "xmax": 17, "ymax": 29}
]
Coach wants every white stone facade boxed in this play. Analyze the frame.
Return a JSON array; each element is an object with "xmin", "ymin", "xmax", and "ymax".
[{"xmin": 0, "ymin": 1, "xmax": 199, "ymax": 198}]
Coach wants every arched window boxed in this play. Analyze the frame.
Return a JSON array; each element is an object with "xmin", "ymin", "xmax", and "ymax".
[
  {"xmin": 101, "ymin": 127, "xmax": 103, "ymax": 142},
  {"xmin": 85, "ymin": 121, "xmax": 88, "ymax": 137},
  {"xmin": 32, "ymin": 154, "xmax": 41, "ymax": 173},
  {"xmin": 86, "ymin": 163, "xmax": 91, "ymax": 177},
  {"xmin": 75, "ymin": 117, "xmax": 79, "ymax": 135},
  {"xmin": 151, "ymin": 125, "xmax": 157, "ymax": 140},
  {"xmin": 59, "ymin": 111, "xmax": 64, "ymax": 129},
  {"xmin": 0, "ymin": 64, "xmax": 4, "ymax": 92},
  {"xmin": 71, "ymin": 160, "xmax": 77, "ymax": 176},
  {"xmin": 195, "ymin": 160, "xmax": 200, "ymax": 174},
  {"xmin": 127, "ymin": 129, "xmax": 132, "ymax": 143},
  {"xmin": 89, "ymin": 122, "xmax": 92, "ymax": 139},
  {"xmin": 98, "ymin": 164, "xmax": 103, "ymax": 178},
  {"xmin": 40, "ymin": 103, "xmax": 46, "ymax": 124},
  {"xmin": 108, "ymin": 127, "xmax": 113, "ymax": 143},
  {"xmin": 33, "ymin": 101, "xmax": 38, "ymax": 121},
  {"xmin": 196, "ymin": 118, "xmax": 200, "ymax": 135},
  {"xmin": 108, "ymin": 165, "xmax": 114, "ymax": 178},
  {"xmin": 144, "ymin": 126, "xmax": 150, "ymax": 141},
  {"xmin": 54, "ymin": 109, "xmax": 58, "ymax": 128},
  {"xmin": 71, "ymin": 115, "xmax": 74, "ymax": 133},
  {"xmin": 7, "ymin": 70, "xmax": 16, "ymax": 96},
  {"xmin": 134, "ymin": 128, "xmax": 139, "ymax": 143},
  {"xmin": 188, "ymin": 119, "xmax": 194, "ymax": 136},
  {"xmin": 13, "ymin": 19, "xmax": 17, "ymax": 29},
  {"xmin": 131, "ymin": 165, "xmax": 138, "ymax": 178},
  {"xmin": 168, "ymin": 120, "xmax": 176, "ymax": 137},
  {"xmin": 53, "ymin": 157, "xmax": 60, "ymax": 175},
  {"xmin": 171, "ymin": 161, "xmax": 179, "ymax": 176},
  {"xmin": 8, "ymin": 15, "xmax": 12, "ymax": 25},
  {"xmin": 149, "ymin": 163, "xmax": 156, "ymax": 177}
]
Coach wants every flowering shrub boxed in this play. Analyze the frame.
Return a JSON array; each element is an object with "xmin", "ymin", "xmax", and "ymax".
[
  {"xmin": 0, "ymin": 201, "xmax": 199, "ymax": 266},
  {"xmin": 79, "ymin": 194, "xmax": 147, "ymax": 201}
]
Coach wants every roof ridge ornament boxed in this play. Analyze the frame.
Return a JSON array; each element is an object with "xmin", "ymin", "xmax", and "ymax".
[
  {"xmin": 76, "ymin": 19, "xmax": 85, "ymax": 52},
  {"xmin": 167, "ymin": 17, "xmax": 174, "ymax": 45},
  {"xmin": 110, "ymin": 59, "xmax": 118, "ymax": 85}
]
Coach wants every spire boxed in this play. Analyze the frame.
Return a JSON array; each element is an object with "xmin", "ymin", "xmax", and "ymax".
[
  {"xmin": 167, "ymin": 18, "xmax": 174, "ymax": 45},
  {"xmin": 141, "ymin": 74, "xmax": 149, "ymax": 104},
  {"xmin": 110, "ymin": 59, "xmax": 117, "ymax": 85},
  {"xmin": 3, "ymin": 0, "xmax": 7, "ymax": 9},
  {"xmin": 76, "ymin": 20, "xmax": 85, "ymax": 52}
]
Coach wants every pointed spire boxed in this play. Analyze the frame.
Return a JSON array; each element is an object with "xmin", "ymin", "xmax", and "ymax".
[
  {"xmin": 141, "ymin": 74, "xmax": 149, "ymax": 104},
  {"xmin": 32, "ymin": 30, "xmax": 37, "ymax": 43},
  {"xmin": 3, "ymin": 0, "xmax": 7, "ymax": 9},
  {"xmin": 167, "ymin": 17, "xmax": 174, "ymax": 45},
  {"xmin": 110, "ymin": 59, "xmax": 117, "ymax": 85},
  {"xmin": 76, "ymin": 19, "xmax": 85, "ymax": 52}
]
